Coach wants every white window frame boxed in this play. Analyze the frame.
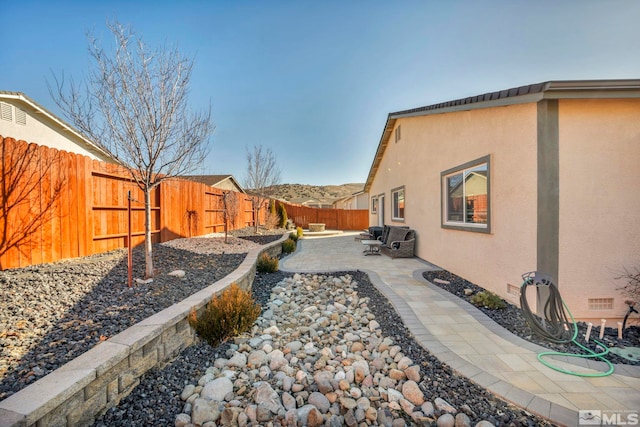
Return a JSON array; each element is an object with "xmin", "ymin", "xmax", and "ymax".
[
  {"xmin": 371, "ymin": 196, "xmax": 378, "ymax": 214},
  {"xmin": 391, "ymin": 186, "xmax": 405, "ymax": 222},
  {"xmin": 441, "ymin": 155, "xmax": 490, "ymax": 233}
]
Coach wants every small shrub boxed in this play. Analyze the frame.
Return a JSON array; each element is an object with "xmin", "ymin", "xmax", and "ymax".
[
  {"xmin": 470, "ymin": 291, "xmax": 507, "ymax": 310},
  {"xmin": 289, "ymin": 232, "xmax": 299, "ymax": 242},
  {"xmin": 256, "ymin": 252, "xmax": 279, "ymax": 273},
  {"xmin": 188, "ymin": 283, "xmax": 261, "ymax": 347},
  {"xmin": 282, "ymin": 238, "xmax": 296, "ymax": 254},
  {"xmin": 264, "ymin": 210, "xmax": 280, "ymax": 230},
  {"xmin": 296, "ymin": 226, "xmax": 303, "ymax": 238},
  {"xmin": 277, "ymin": 203, "xmax": 288, "ymax": 228}
]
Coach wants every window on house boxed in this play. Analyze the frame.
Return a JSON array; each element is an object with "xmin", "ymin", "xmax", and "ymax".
[
  {"xmin": 442, "ymin": 155, "xmax": 490, "ymax": 232},
  {"xmin": 371, "ymin": 196, "xmax": 378, "ymax": 214},
  {"xmin": 395, "ymin": 125, "xmax": 401, "ymax": 143},
  {"xmin": 391, "ymin": 186, "xmax": 405, "ymax": 221}
]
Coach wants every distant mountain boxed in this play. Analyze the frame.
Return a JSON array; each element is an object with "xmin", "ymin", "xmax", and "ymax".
[{"xmin": 263, "ymin": 183, "xmax": 365, "ymax": 206}]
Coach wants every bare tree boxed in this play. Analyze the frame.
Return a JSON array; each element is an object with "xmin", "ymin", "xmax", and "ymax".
[
  {"xmin": 50, "ymin": 21, "xmax": 214, "ymax": 278},
  {"xmin": 0, "ymin": 138, "xmax": 65, "ymax": 269},
  {"xmin": 244, "ymin": 145, "xmax": 281, "ymax": 233},
  {"xmin": 222, "ymin": 191, "xmax": 239, "ymax": 244}
]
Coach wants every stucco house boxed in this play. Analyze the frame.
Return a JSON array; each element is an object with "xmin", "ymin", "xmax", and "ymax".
[
  {"xmin": 0, "ymin": 91, "xmax": 114, "ymax": 163},
  {"xmin": 365, "ymin": 79, "xmax": 640, "ymax": 322},
  {"xmin": 333, "ymin": 190, "xmax": 369, "ymax": 210},
  {"xmin": 184, "ymin": 174, "xmax": 246, "ymax": 193}
]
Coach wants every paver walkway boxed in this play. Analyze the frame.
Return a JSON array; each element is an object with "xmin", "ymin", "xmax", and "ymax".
[{"xmin": 280, "ymin": 232, "xmax": 640, "ymax": 427}]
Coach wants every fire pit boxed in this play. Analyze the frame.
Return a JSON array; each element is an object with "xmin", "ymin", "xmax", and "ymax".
[{"xmin": 308, "ymin": 223, "xmax": 325, "ymax": 232}]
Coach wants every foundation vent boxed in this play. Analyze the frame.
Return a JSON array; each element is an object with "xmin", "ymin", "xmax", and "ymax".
[
  {"xmin": 588, "ymin": 298, "xmax": 614, "ymax": 310},
  {"xmin": 507, "ymin": 283, "xmax": 520, "ymax": 296}
]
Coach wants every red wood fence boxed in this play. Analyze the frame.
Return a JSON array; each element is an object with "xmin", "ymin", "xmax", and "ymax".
[
  {"xmin": 0, "ymin": 136, "xmax": 369, "ymax": 270},
  {"xmin": 280, "ymin": 202, "xmax": 368, "ymax": 230}
]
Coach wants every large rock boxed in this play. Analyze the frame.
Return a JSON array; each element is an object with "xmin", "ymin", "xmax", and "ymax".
[
  {"xmin": 352, "ymin": 360, "xmax": 370, "ymax": 383},
  {"xmin": 404, "ymin": 365, "xmax": 421, "ymax": 382},
  {"xmin": 227, "ymin": 352, "xmax": 247, "ymax": 368},
  {"xmin": 437, "ymin": 413, "xmax": 455, "ymax": 427},
  {"xmin": 191, "ymin": 398, "xmax": 220, "ymax": 425},
  {"xmin": 401, "ymin": 380, "xmax": 425, "ymax": 405},
  {"xmin": 434, "ymin": 397, "xmax": 457, "ymax": 414},
  {"xmin": 308, "ymin": 391, "xmax": 331, "ymax": 413},
  {"xmin": 247, "ymin": 349, "xmax": 268, "ymax": 368},
  {"xmin": 253, "ymin": 381, "xmax": 283, "ymax": 414},
  {"xmin": 201, "ymin": 377, "xmax": 233, "ymax": 402},
  {"xmin": 314, "ymin": 371, "xmax": 335, "ymax": 394}
]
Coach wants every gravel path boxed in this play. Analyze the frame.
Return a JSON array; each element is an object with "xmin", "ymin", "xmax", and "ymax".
[{"xmin": 94, "ymin": 270, "xmax": 551, "ymax": 427}]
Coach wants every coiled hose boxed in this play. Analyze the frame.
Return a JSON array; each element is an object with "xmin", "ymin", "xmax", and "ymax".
[{"xmin": 520, "ymin": 272, "xmax": 614, "ymax": 377}]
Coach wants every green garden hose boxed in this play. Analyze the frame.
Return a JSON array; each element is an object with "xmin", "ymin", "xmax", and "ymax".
[{"xmin": 520, "ymin": 272, "xmax": 615, "ymax": 377}]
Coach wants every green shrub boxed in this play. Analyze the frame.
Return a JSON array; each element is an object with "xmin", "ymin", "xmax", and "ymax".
[
  {"xmin": 277, "ymin": 203, "xmax": 288, "ymax": 228},
  {"xmin": 282, "ymin": 238, "xmax": 296, "ymax": 254},
  {"xmin": 188, "ymin": 283, "xmax": 261, "ymax": 347},
  {"xmin": 470, "ymin": 291, "xmax": 507, "ymax": 310},
  {"xmin": 256, "ymin": 252, "xmax": 279, "ymax": 273},
  {"xmin": 296, "ymin": 226, "xmax": 303, "ymax": 238},
  {"xmin": 289, "ymin": 232, "xmax": 299, "ymax": 242}
]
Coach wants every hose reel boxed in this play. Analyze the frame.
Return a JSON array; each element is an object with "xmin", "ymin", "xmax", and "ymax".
[{"xmin": 519, "ymin": 271, "xmax": 614, "ymax": 377}]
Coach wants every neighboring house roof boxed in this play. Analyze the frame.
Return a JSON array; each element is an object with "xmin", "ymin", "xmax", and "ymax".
[
  {"xmin": 0, "ymin": 90, "xmax": 116, "ymax": 163},
  {"xmin": 364, "ymin": 79, "xmax": 640, "ymax": 192},
  {"xmin": 183, "ymin": 174, "xmax": 246, "ymax": 193}
]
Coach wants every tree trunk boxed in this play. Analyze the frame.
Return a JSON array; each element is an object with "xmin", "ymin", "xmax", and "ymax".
[{"xmin": 144, "ymin": 189, "xmax": 154, "ymax": 278}]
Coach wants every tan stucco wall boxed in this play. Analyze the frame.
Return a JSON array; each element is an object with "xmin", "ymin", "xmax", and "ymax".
[
  {"xmin": 557, "ymin": 99, "xmax": 640, "ymax": 321},
  {"xmin": 369, "ymin": 103, "xmax": 539, "ymax": 305},
  {"xmin": 369, "ymin": 98, "xmax": 640, "ymax": 321}
]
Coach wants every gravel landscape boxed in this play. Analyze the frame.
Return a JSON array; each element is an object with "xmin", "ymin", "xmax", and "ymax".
[
  {"xmin": 94, "ymin": 270, "xmax": 552, "ymax": 427},
  {"xmin": 422, "ymin": 270, "xmax": 640, "ymax": 366},
  {"xmin": 6, "ymin": 229, "xmax": 631, "ymax": 425},
  {"xmin": 0, "ymin": 229, "xmax": 283, "ymax": 400}
]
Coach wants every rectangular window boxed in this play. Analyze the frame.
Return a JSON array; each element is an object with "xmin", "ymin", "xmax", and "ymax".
[
  {"xmin": 391, "ymin": 186, "xmax": 405, "ymax": 221},
  {"xmin": 441, "ymin": 155, "xmax": 490, "ymax": 232},
  {"xmin": 395, "ymin": 125, "xmax": 401, "ymax": 143},
  {"xmin": 371, "ymin": 196, "xmax": 378, "ymax": 214}
]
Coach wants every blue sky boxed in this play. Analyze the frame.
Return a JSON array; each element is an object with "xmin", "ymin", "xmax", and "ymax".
[{"xmin": 2, "ymin": 1, "xmax": 639, "ymax": 186}]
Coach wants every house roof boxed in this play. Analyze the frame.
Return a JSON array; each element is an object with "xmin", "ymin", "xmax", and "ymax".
[
  {"xmin": 183, "ymin": 174, "xmax": 246, "ymax": 193},
  {"xmin": 364, "ymin": 79, "xmax": 640, "ymax": 192},
  {"xmin": 0, "ymin": 90, "xmax": 116, "ymax": 163}
]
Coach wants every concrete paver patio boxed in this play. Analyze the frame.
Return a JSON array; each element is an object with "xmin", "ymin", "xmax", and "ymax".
[{"xmin": 280, "ymin": 232, "xmax": 640, "ymax": 426}]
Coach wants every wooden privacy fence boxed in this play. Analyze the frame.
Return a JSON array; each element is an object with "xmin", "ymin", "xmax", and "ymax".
[
  {"xmin": 0, "ymin": 136, "xmax": 260, "ymax": 270},
  {"xmin": 0, "ymin": 136, "xmax": 369, "ymax": 270},
  {"xmin": 280, "ymin": 201, "xmax": 368, "ymax": 230}
]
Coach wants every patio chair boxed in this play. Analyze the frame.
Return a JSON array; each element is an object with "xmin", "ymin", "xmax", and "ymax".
[{"xmin": 380, "ymin": 228, "xmax": 416, "ymax": 258}]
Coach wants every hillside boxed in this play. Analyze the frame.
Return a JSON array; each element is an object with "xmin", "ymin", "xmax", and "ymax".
[{"xmin": 264, "ymin": 183, "xmax": 364, "ymax": 205}]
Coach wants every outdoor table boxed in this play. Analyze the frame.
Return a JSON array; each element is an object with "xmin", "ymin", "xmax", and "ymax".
[{"xmin": 361, "ymin": 239, "xmax": 382, "ymax": 256}]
